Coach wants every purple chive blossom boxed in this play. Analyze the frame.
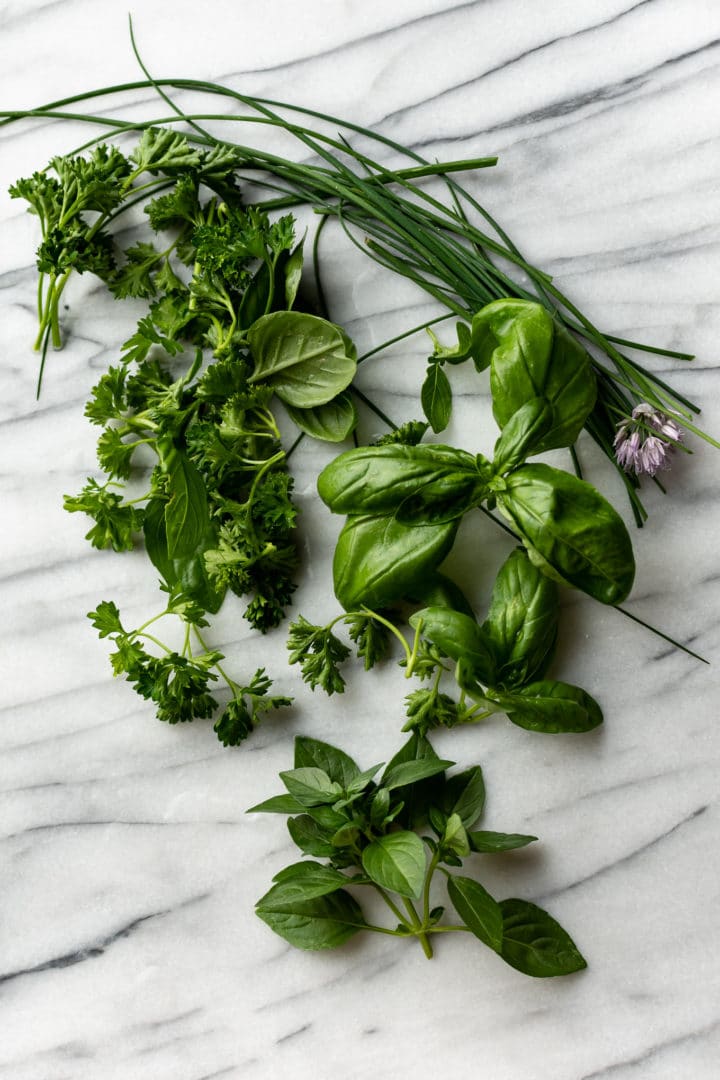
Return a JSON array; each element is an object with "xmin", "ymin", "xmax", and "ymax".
[{"xmin": 613, "ymin": 404, "xmax": 683, "ymax": 477}]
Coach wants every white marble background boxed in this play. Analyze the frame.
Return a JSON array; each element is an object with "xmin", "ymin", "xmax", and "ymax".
[{"xmin": 1, "ymin": 1, "xmax": 719, "ymax": 1077}]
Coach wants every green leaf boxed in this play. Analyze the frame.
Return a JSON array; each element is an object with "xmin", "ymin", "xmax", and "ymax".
[
  {"xmin": 284, "ymin": 393, "xmax": 358, "ymax": 442},
  {"xmin": 492, "ymin": 397, "xmax": 554, "ymax": 472},
  {"xmin": 499, "ymin": 898, "xmax": 587, "ymax": 977},
  {"xmin": 380, "ymin": 757, "xmax": 453, "ymax": 792},
  {"xmin": 286, "ymin": 617, "xmax": 351, "ymax": 695},
  {"xmin": 447, "ymin": 875, "xmax": 504, "ymax": 952},
  {"xmin": 421, "ymin": 362, "xmax": 452, "ymax": 433},
  {"xmin": 361, "ymin": 831, "xmax": 426, "ymax": 899},
  {"xmin": 293, "ymin": 736, "xmax": 360, "ymax": 789},
  {"xmin": 481, "ymin": 547, "xmax": 558, "ymax": 689},
  {"xmin": 143, "ymin": 496, "xmax": 225, "ymax": 615},
  {"xmin": 256, "ymin": 886, "xmax": 366, "ymax": 950},
  {"xmin": 332, "ymin": 513, "xmax": 459, "ymax": 611},
  {"xmin": 468, "ymin": 831, "xmax": 537, "ymax": 853},
  {"xmin": 283, "ymin": 241, "xmax": 304, "ymax": 308},
  {"xmin": 247, "ymin": 794, "xmax": 306, "ymax": 815},
  {"xmin": 498, "ymin": 463, "xmax": 635, "ymax": 605},
  {"xmin": 267, "ymin": 861, "xmax": 349, "ymax": 902},
  {"xmin": 441, "ymin": 813, "xmax": 470, "ymax": 859},
  {"xmin": 87, "ymin": 600, "xmax": 124, "ymax": 638},
  {"xmin": 492, "ymin": 681, "xmax": 603, "ymax": 734},
  {"xmin": 130, "ymin": 127, "xmax": 202, "ymax": 174},
  {"xmin": 409, "ymin": 606, "xmax": 496, "ymax": 686},
  {"xmin": 247, "ymin": 311, "xmax": 357, "ymax": 408},
  {"xmin": 434, "ymin": 766, "xmax": 486, "ymax": 830},
  {"xmin": 318, "ymin": 443, "xmax": 481, "ymax": 522},
  {"xmin": 287, "ymin": 815, "xmax": 339, "ymax": 858},
  {"xmin": 157, "ymin": 441, "xmax": 214, "ymax": 562},
  {"xmin": 472, "ymin": 299, "xmax": 597, "ymax": 452},
  {"xmin": 280, "ymin": 767, "xmax": 344, "ymax": 806}
]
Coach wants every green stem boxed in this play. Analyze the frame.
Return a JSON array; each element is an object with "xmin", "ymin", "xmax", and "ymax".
[
  {"xmin": 193, "ymin": 626, "xmax": 241, "ymax": 692},
  {"xmin": 422, "ymin": 848, "xmax": 441, "ymax": 926},
  {"xmin": 401, "ymin": 896, "xmax": 433, "ymax": 959}
]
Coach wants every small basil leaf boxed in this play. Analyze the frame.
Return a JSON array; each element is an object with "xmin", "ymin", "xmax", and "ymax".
[
  {"xmin": 498, "ymin": 463, "xmax": 635, "ymax": 604},
  {"xmin": 247, "ymin": 794, "xmax": 306, "ymax": 815},
  {"xmin": 380, "ymin": 757, "xmax": 453, "ymax": 792},
  {"xmin": 421, "ymin": 362, "xmax": 452, "ymax": 433},
  {"xmin": 499, "ymin": 898, "xmax": 587, "ymax": 977},
  {"xmin": 280, "ymin": 767, "xmax": 344, "ymax": 805},
  {"xmin": 468, "ymin": 831, "xmax": 538, "ymax": 853},
  {"xmin": 435, "ymin": 765, "xmax": 486, "ymax": 830},
  {"xmin": 369, "ymin": 788, "xmax": 391, "ymax": 830},
  {"xmin": 493, "ymin": 681, "xmax": 603, "ymax": 734},
  {"xmin": 268, "ymin": 862, "xmax": 349, "ymax": 901},
  {"xmin": 410, "ymin": 607, "xmax": 496, "ymax": 686},
  {"xmin": 282, "ymin": 240, "xmax": 304, "ymax": 309},
  {"xmin": 256, "ymin": 887, "xmax": 366, "ymax": 950},
  {"xmin": 284, "ymin": 392, "xmax": 358, "ymax": 442},
  {"xmin": 247, "ymin": 311, "xmax": 357, "ymax": 408},
  {"xmin": 287, "ymin": 815, "xmax": 339, "ymax": 858},
  {"xmin": 441, "ymin": 813, "xmax": 470, "ymax": 859},
  {"xmin": 447, "ymin": 875, "xmax": 504, "ymax": 953},
  {"xmin": 361, "ymin": 831, "xmax": 426, "ymax": 899},
  {"xmin": 293, "ymin": 736, "xmax": 360, "ymax": 788}
]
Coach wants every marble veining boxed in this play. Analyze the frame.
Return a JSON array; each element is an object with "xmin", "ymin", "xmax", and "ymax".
[{"xmin": 2, "ymin": 1, "xmax": 720, "ymax": 1078}]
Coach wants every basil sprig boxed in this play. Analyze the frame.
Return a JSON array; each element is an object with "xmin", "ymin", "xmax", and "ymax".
[{"xmin": 252, "ymin": 735, "xmax": 585, "ymax": 976}]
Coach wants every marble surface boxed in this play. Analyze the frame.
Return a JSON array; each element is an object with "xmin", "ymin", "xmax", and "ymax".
[{"xmin": 2, "ymin": 1, "xmax": 720, "ymax": 1077}]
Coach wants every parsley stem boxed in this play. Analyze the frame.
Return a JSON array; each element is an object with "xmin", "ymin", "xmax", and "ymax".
[
  {"xmin": 134, "ymin": 631, "xmax": 172, "ymax": 654},
  {"xmin": 192, "ymin": 626, "xmax": 241, "ymax": 693},
  {"xmin": 405, "ymin": 618, "xmax": 425, "ymax": 680}
]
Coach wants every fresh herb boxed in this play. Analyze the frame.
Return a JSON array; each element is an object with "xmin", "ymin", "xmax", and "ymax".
[{"xmin": 252, "ymin": 734, "xmax": 584, "ymax": 974}]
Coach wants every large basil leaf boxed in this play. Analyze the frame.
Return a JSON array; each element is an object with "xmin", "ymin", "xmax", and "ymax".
[
  {"xmin": 407, "ymin": 571, "xmax": 476, "ymax": 618},
  {"xmin": 268, "ymin": 862, "xmax": 350, "ymax": 903},
  {"xmin": 247, "ymin": 310, "xmax": 357, "ymax": 408},
  {"xmin": 332, "ymin": 513, "xmax": 459, "ymax": 611},
  {"xmin": 499, "ymin": 898, "xmax": 587, "ymax": 977},
  {"xmin": 361, "ymin": 831, "xmax": 426, "ymax": 899},
  {"xmin": 284, "ymin": 392, "xmax": 358, "ymax": 442},
  {"xmin": 472, "ymin": 299, "xmax": 596, "ymax": 451},
  {"xmin": 447, "ymin": 875, "xmax": 503, "ymax": 952},
  {"xmin": 256, "ymin": 886, "xmax": 366, "ymax": 950},
  {"xmin": 318, "ymin": 443, "xmax": 482, "ymax": 524},
  {"xmin": 497, "ymin": 463, "xmax": 635, "ymax": 604},
  {"xmin": 481, "ymin": 547, "xmax": 558, "ymax": 688},
  {"xmin": 493, "ymin": 680, "xmax": 603, "ymax": 734},
  {"xmin": 409, "ymin": 606, "xmax": 496, "ymax": 686},
  {"xmin": 382, "ymin": 733, "xmax": 445, "ymax": 830}
]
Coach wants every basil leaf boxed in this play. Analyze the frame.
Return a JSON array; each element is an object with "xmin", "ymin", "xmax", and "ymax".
[
  {"xmin": 493, "ymin": 680, "xmax": 603, "ymax": 733},
  {"xmin": 247, "ymin": 310, "xmax": 357, "ymax": 408},
  {"xmin": 293, "ymin": 736, "xmax": 360, "ymax": 788},
  {"xmin": 282, "ymin": 241, "xmax": 304, "ymax": 309},
  {"xmin": 284, "ymin": 392, "xmax": 358, "ymax": 442},
  {"xmin": 473, "ymin": 299, "xmax": 596, "ymax": 451},
  {"xmin": 246, "ymin": 793, "xmax": 306, "ymax": 815},
  {"xmin": 380, "ymin": 757, "xmax": 453, "ymax": 792},
  {"xmin": 280, "ymin": 767, "xmax": 344, "ymax": 805},
  {"xmin": 256, "ymin": 887, "xmax": 366, "ymax": 950},
  {"xmin": 361, "ymin": 831, "xmax": 426, "ymax": 899},
  {"xmin": 269, "ymin": 861, "xmax": 349, "ymax": 901},
  {"xmin": 481, "ymin": 548, "xmax": 558, "ymax": 689},
  {"xmin": 468, "ymin": 831, "xmax": 538, "ymax": 853},
  {"xmin": 318, "ymin": 443, "xmax": 480, "ymax": 518},
  {"xmin": 492, "ymin": 396, "xmax": 553, "ymax": 472},
  {"xmin": 333, "ymin": 513, "xmax": 459, "ymax": 611},
  {"xmin": 382, "ymin": 733, "xmax": 443, "ymax": 830},
  {"xmin": 407, "ymin": 571, "xmax": 475, "ymax": 618},
  {"xmin": 421, "ymin": 362, "xmax": 452, "ymax": 433},
  {"xmin": 287, "ymin": 815, "xmax": 340, "ymax": 858},
  {"xmin": 143, "ymin": 494, "xmax": 225, "ymax": 615},
  {"xmin": 447, "ymin": 875, "xmax": 503, "ymax": 952},
  {"xmin": 499, "ymin": 898, "xmax": 587, "ymax": 977},
  {"xmin": 441, "ymin": 813, "xmax": 471, "ymax": 859},
  {"xmin": 410, "ymin": 606, "xmax": 496, "ymax": 686},
  {"xmin": 433, "ymin": 765, "xmax": 486, "ymax": 830},
  {"xmin": 158, "ymin": 441, "xmax": 214, "ymax": 561},
  {"xmin": 498, "ymin": 463, "xmax": 635, "ymax": 604}
]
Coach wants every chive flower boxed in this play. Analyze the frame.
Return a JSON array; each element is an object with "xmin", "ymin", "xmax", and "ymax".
[{"xmin": 614, "ymin": 403, "xmax": 683, "ymax": 477}]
